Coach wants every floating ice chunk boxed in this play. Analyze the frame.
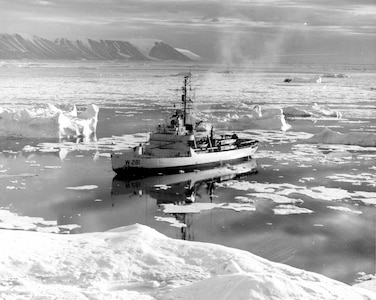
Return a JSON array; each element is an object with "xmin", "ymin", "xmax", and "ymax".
[
  {"xmin": 0, "ymin": 173, "xmax": 37, "ymax": 179},
  {"xmin": 0, "ymin": 209, "xmax": 58, "ymax": 231},
  {"xmin": 352, "ymin": 191, "xmax": 376, "ymax": 205},
  {"xmin": 305, "ymin": 127, "xmax": 376, "ymax": 147},
  {"xmin": 155, "ymin": 216, "xmax": 187, "ymax": 228},
  {"xmin": 65, "ymin": 185, "xmax": 98, "ymax": 190},
  {"xmin": 234, "ymin": 196, "xmax": 254, "ymax": 203},
  {"xmin": 284, "ymin": 76, "xmax": 322, "ymax": 83},
  {"xmin": 248, "ymin": 192, "xmax": 303, "ymax": 204},
  {"xmin": 327, "ymin": 206, "xmax": 362, "ymax": 214},
  {"xmin": 0, "ymin": 104, "xmax": 99, "ymax": 138},
  {"xmin": 161, "ymin": 203, "xmax": 221, "ymax": 214},
  {"xmin": 220, "ymin": 203, "xmax": 256, "ymax": 212},
  {"xmin": 301, "ymin": 177, "xmax": 315, "ymax": 182},
  {"xmin": 273, "ymin": 204, "xmax": 313, "ymax": 215},
  {"xmin": 326, "ymin": 173, "xmax": 376, "ymax": 187}
]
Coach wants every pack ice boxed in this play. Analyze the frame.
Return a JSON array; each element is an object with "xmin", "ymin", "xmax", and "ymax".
[{"xmin": 0, "ymin": 104, "xmax": 99, "ymax": 138}]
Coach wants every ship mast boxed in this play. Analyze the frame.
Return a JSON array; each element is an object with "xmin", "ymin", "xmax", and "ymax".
[{"xmin": 182, "ymin": 73, "xmax": 192, "ymax": 125}]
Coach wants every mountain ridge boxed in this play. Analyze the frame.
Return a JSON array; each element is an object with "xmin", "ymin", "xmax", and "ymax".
[{"xmin": 0, "ymin": 34, "xmax": 197, "ymax": 61}]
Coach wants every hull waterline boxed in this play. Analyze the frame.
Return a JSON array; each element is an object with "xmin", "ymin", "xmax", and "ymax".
[{"xmin": 112, "ymin": 145, "xmax": 258, "ymax": 176}]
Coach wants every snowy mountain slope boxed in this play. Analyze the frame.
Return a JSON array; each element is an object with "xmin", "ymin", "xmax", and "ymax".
[{"xmin": 0, "ymin": 33, "xmax": 197, "ymax": 61}]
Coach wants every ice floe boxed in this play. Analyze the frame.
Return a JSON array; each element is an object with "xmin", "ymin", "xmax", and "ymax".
[
  {"xmin": 326, "ymin": 173, "xmax": 376, "ymax": 188},
  {"xmin": 155, "ymin": 216, "xmax": 187, "ymax": 228},
  {"xmin": 216, "ymin": 180, "xmax": 376, "ymax": 207},
  {"xmin": 220, "ymin": 203, "xmax": 256, "ymax": 212},
  {"xmin": 327, "ymin": 206, "xmax": 363, "ymax": 214},
  {"xmin": 0, "ymin": 103, "xmax": 99, "ymax": 138},
  {"xmin": 352, "ymin": 191, "xmax": 376, "ymax": 206},
  {"xmin": 246, "ymin": 192, "xmax": 303, "ymax": 204},
  {"xmin": 160, "ymin": 202, "xmax": 256, "ymax": 217},
  {"xmin": 0, "ymin": 224, "xmax": 374, "ymax": 299},
  {"xmin": 162, "ymin": 202, "xmax": 223, "ymax": 214},
  {"xmin": 65, "ymin": 185, "xmax": 98, "ymax": 190},
  {"xmin": 0, "ymin": 173, "xmax": 37, "ymax": 179},
  {"xmin": 25, "ymin": 133, "xmax": 149, "ymax": 155},
  {"xmin": 273, "ymin": 204, "xmax": 314, "ymax": 215},
  {"xmin": 0, "ymin": 209, "xmax": 80, "ymax": 233}
]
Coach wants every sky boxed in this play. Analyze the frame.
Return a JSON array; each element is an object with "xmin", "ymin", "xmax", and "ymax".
[{"xmin": 1, "ymin": 0, "xmax": 375, "ymax": 64}]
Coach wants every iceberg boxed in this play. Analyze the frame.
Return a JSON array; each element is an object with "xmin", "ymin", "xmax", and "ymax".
[
  {"xmin": 0, "ymin": 224, "xmax": 374, "ymax": 299},
  {"xmin": 284, "ymin": 76, "xmax": 322, "ymax": 83},
  {"xmin": 283, "ymin": 103, "xmax": 342, "ymax": 118},
  {"xmin": 311, "ymin": 103, "xmax": 342, "ymax": 118},
  {"xmin": 322, "ymin": 73, "xmax": 350, "ymax": 78},
  {"xmin": 305, "ymin": 127, "xmax": 376, "ymax": 147},
  {"xmin": 283, "ymin": 106, "xmax": 313, "ymax": 117},
  {"xmin": 0, "ymin": 104, "xmax": 99, "ymax": 138},
  {"xmin": 226, "ymin": 105, "xmax": 292, "ymax": 131}
]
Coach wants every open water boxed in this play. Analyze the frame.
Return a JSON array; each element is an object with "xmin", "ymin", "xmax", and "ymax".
[{"xmin": 0, "ymin": 61, "xmax": 375, "ymax": 285}]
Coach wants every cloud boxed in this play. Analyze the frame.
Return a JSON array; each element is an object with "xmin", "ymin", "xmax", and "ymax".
[
  {"xmin": 36, "ymin": 0, "xmax": 54, "ymax": 5},
  {"xmin": 0, "ymin": 0, "xmax": 374, "ymax": 63}
]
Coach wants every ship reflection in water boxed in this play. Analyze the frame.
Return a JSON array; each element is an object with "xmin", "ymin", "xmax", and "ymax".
[{"xmin": 111, "ymin": 159, "xmax": 258, "ymax": 240}]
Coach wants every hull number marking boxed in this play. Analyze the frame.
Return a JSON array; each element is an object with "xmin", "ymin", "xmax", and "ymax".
[{"xmin": 125, "ymin": 159, "xmax": 140, "ymax": 166}]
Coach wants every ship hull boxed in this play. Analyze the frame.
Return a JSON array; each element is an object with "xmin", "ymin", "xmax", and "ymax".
[
  {"xmin": 112, "ymin": 159, "xmax": 258, "ymax": 195},
  {"xmin": 112, "ymin": 144, "xmax": 258, "ymax": 176}
]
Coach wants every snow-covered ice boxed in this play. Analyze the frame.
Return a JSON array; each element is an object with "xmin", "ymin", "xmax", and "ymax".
[{"xmin": 0, "ymin": 224, "xmax": 374, "ymax": 300}]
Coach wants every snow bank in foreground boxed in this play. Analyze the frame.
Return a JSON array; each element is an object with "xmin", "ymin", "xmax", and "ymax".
[
  {"xmin": 0, "ymin": 224, "xmax": 374, "ymax": 300},
  {"xmin": 0, "ymin": 104, "xmax": 99, "ymax": 138},
  {"xmin": 305, "ymin": 128, "xmax": 376, "ymax": 147}
]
